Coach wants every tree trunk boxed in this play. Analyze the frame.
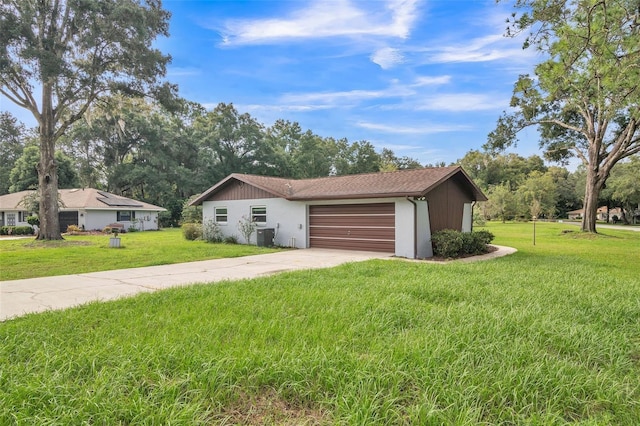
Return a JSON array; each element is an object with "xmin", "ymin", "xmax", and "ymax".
[
  {"xmin": 36, "ymin": 136, "xmax": 62, "ymax": 240},
  {"xmin": 36, "ymin": 83, "xmax": 63, "ymax": 240},
  {"xmin": 581, "ymin": 167, "xmax": 605, "ymax": 233}
]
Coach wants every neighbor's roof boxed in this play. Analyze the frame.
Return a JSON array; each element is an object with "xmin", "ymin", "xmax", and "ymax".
[
  {"xmin": 191, "ymin": 166, "xmax": 487, "ymax": 205},
  {"xmin": 0, "ymin": 188, "xmax": 166, "ymax": 211}
]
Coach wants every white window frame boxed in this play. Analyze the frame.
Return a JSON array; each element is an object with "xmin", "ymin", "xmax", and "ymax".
[
  {"xmin": 214, "ymin": 207, "xmax": 228, "ymax": 225},
  {"xmin": 6, "ymin": 213, "xmax": 16, "ymax": 226},
  {"xmin": 251, "ymin": 206, "xmax": 267, "ymax": 225}
]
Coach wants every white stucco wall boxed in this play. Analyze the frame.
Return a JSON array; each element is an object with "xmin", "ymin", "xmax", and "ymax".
[
  {"xmin": 462, "ymin": 203, "xmax": 473, "ymax": 233},
  {"xmin": 203, "ymin": 198, "xmax": 307, "ymax": 247},
  {"xmin": 393, "ymin": 199, "xmax": 433, "ymax": 259},
  {"xmin": 84, "ymin": 210, "xmax": 116, "ymax": 231},
  {"xmin": 0, "ymin": 210, "xmax": 30, "ymax": 227},
  {"xmin": 82, "ymin": 210, "xmax": 161, "ymax": 231},
  {"xmin": 203, "ymin": 197, "xmax": 438, "ymax": 258},
  {"xmin": 394, "ymin": 199, "xmax": 415, "ymax": 259},
  {"xmin": 416, "ymin": 200, "xmax": 433, "ymax": 258}
]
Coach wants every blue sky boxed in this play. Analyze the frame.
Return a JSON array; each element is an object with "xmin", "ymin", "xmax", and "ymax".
[{"xmin": 2, "ymin": 0, "xmax": 544, "ymax": 166}]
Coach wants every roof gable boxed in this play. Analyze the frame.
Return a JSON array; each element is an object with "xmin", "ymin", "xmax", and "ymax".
[{"xmin": 191, "ymin": 167, "xmax": 487, "ymax": 205}]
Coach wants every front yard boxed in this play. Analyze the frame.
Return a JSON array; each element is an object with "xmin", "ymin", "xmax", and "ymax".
[
  {"xmin": 1, "ymin": 223, "xmax": 639, "ymax": 424},
  {"xmin": 0, "ymin": 228, "xmax": 280, "ymax": 281}
]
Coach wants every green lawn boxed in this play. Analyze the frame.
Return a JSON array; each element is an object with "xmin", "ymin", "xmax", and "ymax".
[
  {"xmin": 0, "ymin": 228, "xmax": 280, "ymax": 281},
  {"xmin": 1, "ymin": 222, "xmax": 640, "ymax": 424}
]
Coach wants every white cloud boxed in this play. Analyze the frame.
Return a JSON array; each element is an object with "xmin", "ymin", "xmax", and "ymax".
[
  {"xmin": 371, "ymin": 47, "xmax": 404, "ymax": 69},
  {"xmin": 417, "ymin": 93, "xmax": 508, "ymax": 111},
  {"xmin": 219, "ymin": 0, "xmax": 420, "ymax": 45},
  {"xmin": 357, "ymin": 121, "xmax": 472, "ymax": 134},
  {"xmin": 280, "ymin": 85, "xmax": 414, "ymax": 105},
  {"xmin": 412, "ymin": 75, "xmax": 451, "ymax": 86},
  {"xmin": 423, "ymin": 32, "xmax": 537, "ymax": 64},
  {"xmin": 242, "ymin": 103, "xmax": 335, "ymax": 113}
]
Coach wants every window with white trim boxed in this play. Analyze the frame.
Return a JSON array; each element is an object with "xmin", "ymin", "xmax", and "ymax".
[
  {"xmin": 214, "ymin": 207, "xmax": 228, "ymax": 224},
  {"xmin": 251, "ymin": 206, "xmax": 267, "ymax": 224}
]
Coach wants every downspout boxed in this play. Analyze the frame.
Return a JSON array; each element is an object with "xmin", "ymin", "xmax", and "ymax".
[
  {"xmin": 471, "ymin": 201, "xmax": 476, "ymax": 232},
  {"xmin": 406, "ymin": 197, "xmax": 417, "ymax": 259}
]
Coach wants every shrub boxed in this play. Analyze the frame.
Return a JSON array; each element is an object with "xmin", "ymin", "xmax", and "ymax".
[
  {"xmin": 127, "ymin": 226, "xmax": 139, "ymax": 232},
  {"xmin": 103, "ymin": 226, "xmax": 112, "ymax": 234},
  {"xmin": 182, "ymin": 222, "xmax": 202, "ymax": 241},
  {"xmin": 432, "ymin": 229, "xmax": 495, "ymax": 258},
  {"xmin": 0, "ymin": 226, "xmax": 10, "ymax": 235},
  {"xmin": 11, "ymin": 226, "xmax": 34, "ymax": 235},
  {"xmin": 202, "ymin": 219, "xmax": 223, "ymax": 243},
  {"xmin": 473, "ymin": 229, "xmax": 495, "ymax": 246},
  {"xmin": 432, "ymin": 229, "xmax": 464, "ymax": 258},
  {"xmin": 224, "ymin": 235, "xmax": 239, "ymax": 244},
  {"xmin": 237, "ymin": 215, "xmax": 257, "ymax": 244},
  {"xmin": 66, "ymin": 225, "xmax": 81, "ymax": 234},
  {"xmin": 26, "ymin": 215, "xmax": 40, "ymax": 226}
]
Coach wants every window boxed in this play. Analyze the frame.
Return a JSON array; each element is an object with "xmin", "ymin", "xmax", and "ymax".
[
  {"xmin": 6, "ymin": 213, "xmax": 16, "ymax": 226},
  {"xmin": 117, "ymin": 211, "xmax": 135, "ymax": 221},
  {"xmin": 214, "ymin": 207, "xmax": 228, "ymax": 224},
  {"xmin": 251, "ymin": 206, "xmax": 267, "ymax": 224}
]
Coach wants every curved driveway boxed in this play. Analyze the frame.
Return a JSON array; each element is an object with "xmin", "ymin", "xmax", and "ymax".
[
  {"xmin": 1, "ymin": 249, "xmax": 389, "ymax": 321},
  {"xmin": 1, "ymin": 245, "xmax": 516, "ymax": 321}
]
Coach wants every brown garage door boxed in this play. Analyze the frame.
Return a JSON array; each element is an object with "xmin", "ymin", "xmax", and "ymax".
[{"xmin": 309, "ymin": 203, "xmax": 395, "ymax": 252}]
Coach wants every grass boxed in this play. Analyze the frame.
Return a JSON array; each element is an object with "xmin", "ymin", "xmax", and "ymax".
[
  {"xmin": 1, "ymin": 222, "xmax": 640, "ymax": 424},
  {"xmin": 0, "ymin": 228, "xmax": 280, "ymax": 281}
]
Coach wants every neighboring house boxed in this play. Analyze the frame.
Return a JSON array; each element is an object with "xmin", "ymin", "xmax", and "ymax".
[
  {"xmin": 0, "ymin": 188, "xmax": 166, "ymax": 232},
  {"xmin": 190, "ymin": 166, "xmax": 487, "ymax": 259},
  {"xmin": 567, "ymin": 206, "xmax": 622, "ymax": 221}
]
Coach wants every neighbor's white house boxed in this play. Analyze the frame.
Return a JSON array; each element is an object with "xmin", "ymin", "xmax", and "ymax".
[
  {"xmin": 0, "ymin": 188, "xmax": 166, "ymax": 232},
  {"xmin": 190, "ymin": 167, "xmax": 487, "ymax": 259}
]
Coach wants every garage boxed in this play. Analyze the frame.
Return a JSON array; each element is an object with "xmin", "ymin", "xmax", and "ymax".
[
  {"xmin": 308, "ymin": 203, "xmax": 395, "ymax": 252},
  {"xmin": 58, "ymin": 211, "xmax": 78, "ymax": 233}
]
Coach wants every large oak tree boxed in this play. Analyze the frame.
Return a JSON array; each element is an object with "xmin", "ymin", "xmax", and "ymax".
[
  {"xmin": 486, "ymin": 0, "xmax": 640, "ymax": 232},
  {"xmin": 0, "ymin": 0, "xmax": 172, "ymax": 239}
]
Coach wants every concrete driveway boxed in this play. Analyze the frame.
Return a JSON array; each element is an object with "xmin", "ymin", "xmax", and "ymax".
[
  {"xmin": 1, "ymin": 245, "xmax": 517, "ymax": 321},
  {"xmin": 1, "ymin": 249, "xmax": 390, "ymax": 321}
]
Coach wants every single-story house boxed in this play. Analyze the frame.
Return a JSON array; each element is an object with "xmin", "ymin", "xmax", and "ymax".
[
  {"xmin": 567, "ymin": 206, "xmax": 622, "ymax": 221},
  {"xmin": 190, "ymin": 166, "xmax": 487, "ymax": 259},
  {"xmin": 0, "ymin": 188, "xmax": 166, "ymax": 232}
]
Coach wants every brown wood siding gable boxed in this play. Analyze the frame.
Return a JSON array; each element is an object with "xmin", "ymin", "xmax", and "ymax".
[
  {"xmin": 425, "ymin": 176, "xmax": 474, "ymax": 234},
  {"xmin": 207, "ymin": 181, "xmax": 280, "ymax": 201}
]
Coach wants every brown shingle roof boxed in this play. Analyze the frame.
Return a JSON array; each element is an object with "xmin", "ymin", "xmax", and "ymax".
[
  {"xmin": 0, "ymin": 189, "xmax": 166, "ymax": 211},
  {"xmin": 192, "ymin": 166, "xmax": 487, "ymax": 205}
]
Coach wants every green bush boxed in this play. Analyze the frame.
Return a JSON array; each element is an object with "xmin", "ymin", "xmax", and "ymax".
[
  {"xmin": 182, "ymin": 222, "xmax": 202, "ymax": 241},
  {"xmin": 432, "ymin": 229, "xmax": 495, "ymax": 258},
  {"xmin": 13, "ymin": 226, "xmax": 35, "ymax": 235},
  {"xmin": 26, "ymin": 215, "xmax": 40, "ymax": 226},
  {"xmin": 474, "ymin": 229, "xmax": 495, "ymax": 246},
  {"xmin": 224, "ymin": 235, "xmax": 239, "ymax": 244},
  {"xmin": 0, "ymin": 226, "xmax": 9, "ymax": 235},
  {"xmin": 432, "ymin": 229, "xmax": 464, "ymax": 258},
  {"xmin": 202, "ymin": 219, "xmax": 223, "ymax": 243}
]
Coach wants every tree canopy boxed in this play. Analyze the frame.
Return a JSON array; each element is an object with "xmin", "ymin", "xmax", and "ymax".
[
  {"xmin": 486, "ymin": 0, "xmax": 640, "ymax": 232},
  {"xmin": 0, "ymin": 0, "xmax": 173, "ymax": 239}
]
